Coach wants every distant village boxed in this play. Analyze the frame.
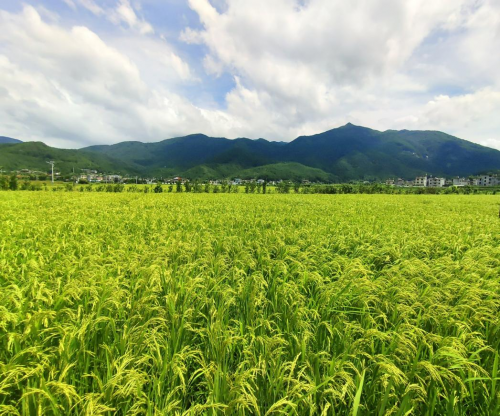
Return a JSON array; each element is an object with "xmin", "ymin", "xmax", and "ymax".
[
  {"xmin": 385, "ymin": 174, "xmax": 500, "ymax": 187},
  {"xmin": 74, "ymin": 171, "xmax": 500, "ymax": 188},
  {"xmin": 4, "ymin": 168, "xmax": 500, "ymax": 188}
]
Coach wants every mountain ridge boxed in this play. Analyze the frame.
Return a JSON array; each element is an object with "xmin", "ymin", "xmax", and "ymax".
[
  {"xmin": 0, "ymin": 136, "xmax": 22, "ymax": 144},
  {"xmin": 2, "ymin": 124, "xmax": 500, "ymax": 181}
]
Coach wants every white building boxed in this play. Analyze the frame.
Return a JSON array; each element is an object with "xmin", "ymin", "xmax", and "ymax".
[
  {"xmin": 453, "ymin": 177, "xmax": 469, "ymax": 186},
  {"xmin": 414, "ymin": 176, "xmax": 428, "ymax": 187},
  {"xmin": 478, "ymin": 175, "xmax": 499, "ymax": 186},
  {"xmin": 428, "ymin": 177, "xmax": 445, "ymax": 187}
]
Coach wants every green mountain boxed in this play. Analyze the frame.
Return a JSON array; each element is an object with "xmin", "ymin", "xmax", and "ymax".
[
  {"xmin": 0, "ymin": 142, "xmax": 141, "ymax": 175},
  {"xmin": 279, "ymin": 124, "xmax": 500, "ymax": 180},
  {"xmin": 2, "ymin": 124, "xmax": 500, "ymax": 181},
  {"xmin": 0, "ymin": 136, "xmax": 22, "ymax": 144},
  {"xmin": 237, "ymin": 163, "xmax": 334, "ymax": 182},
  {"xmin": 85, "ymin": 134, "xmax": 284, "ymax": 171}
]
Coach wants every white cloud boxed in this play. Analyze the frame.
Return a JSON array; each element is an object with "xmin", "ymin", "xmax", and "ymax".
[
  {"xmin": 77, "ymin": 0, "xmax": 104, "ymax": 16},
  {"xmin": 110, "ymin": 0, "xmax": 154, "ymax": 34},
  {"xmin": 74, "ymin": 0, "xmax": 154, "ymax": 34},
  {"xmin": 184, "ymin": 0, "xmax": 463, "ymax": 92},
  {"xmin": 1, "ymin": 1, "xmax": 500, "ymax": 148},
  {"xmin": 400, "ymin": 90, "xmax": 500, "ymax": 149},
  {"xmin": 109, "ymin": 36, "xmax": 195, "ymax": 83},
  {"xmin": 0, "ymin": 6, "xmax": 226, "ymax": 147},
  {"xmin": 180, "ymin": 0, "xmax": 500, "ymax": 146}
]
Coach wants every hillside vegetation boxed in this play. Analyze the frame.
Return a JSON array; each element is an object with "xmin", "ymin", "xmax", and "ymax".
[
  {"xmin": 3, "ymin": 124, "xmax": 500, "ymax": 180},
  {"xmin": 0, "ymin": 142, "xmax": 141, "ymax": 174}
]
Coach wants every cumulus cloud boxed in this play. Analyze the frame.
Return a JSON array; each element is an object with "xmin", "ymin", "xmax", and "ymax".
[
  {"xmin": 1, "ymin": 0, "xmax": 500, "ymax": 148},
  {"xmin": 183, "ymin": 0, "xmax": 461, "ymax": 97},
  {"xmin": 397, "ymin": 90, "xmax": 500, "ymax": 149},
  {"xmin": 180, "ymin": 0, "xmax": 500, "ymax": 147},
  {"xmin": 0, "ymin": 6, "xmax": 228, "ymax": 147}
]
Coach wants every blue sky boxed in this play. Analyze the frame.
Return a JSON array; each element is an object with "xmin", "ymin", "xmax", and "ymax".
[{"xmin": 0, "ymin": 0, "xmax": 499, "ymax": 148}]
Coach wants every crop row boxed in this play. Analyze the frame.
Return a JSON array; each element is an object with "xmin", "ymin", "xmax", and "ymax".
[{"xmin": 0, "ymin": 193, "xmax": 499, "ymax": 415}]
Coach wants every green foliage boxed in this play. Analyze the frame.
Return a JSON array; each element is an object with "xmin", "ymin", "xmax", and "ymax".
[
  {"xmin": 0, "ymin": 175, "xmax": 9, "ymax": 190},
  {"xmin": 238, "ymin": 162, "xmax": 334, "ymax": 182},
  {"xmin": 276, "ymin": 181, "xmax": 291, "ymax": 193},
  {"xmin": 0, "ymin": 193, "xmax": 499, "ymax": 414},
  {"xmin": 9, "ymin": 174, "xmax": 18, "ymax": 190}
]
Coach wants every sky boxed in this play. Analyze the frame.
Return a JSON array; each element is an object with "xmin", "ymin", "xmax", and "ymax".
[{"xmin": 0, "ymin": 0, "xmax": 499, "ymax": 149}]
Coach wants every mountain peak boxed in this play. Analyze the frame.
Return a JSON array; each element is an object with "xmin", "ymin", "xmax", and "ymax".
[{"xmin": 340, "ymin": 122, "xmax": 370, "ymax": 130}]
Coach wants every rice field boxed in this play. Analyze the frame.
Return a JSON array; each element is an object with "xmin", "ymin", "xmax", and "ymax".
[{"xmin": 0, "ymin": 192, "xmax": 499, "ymax": 415}]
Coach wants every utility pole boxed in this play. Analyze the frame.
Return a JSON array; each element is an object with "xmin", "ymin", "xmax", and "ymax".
[{"xmin": 46, "ymin": 161, "xmax": 55, "ymax": 184}]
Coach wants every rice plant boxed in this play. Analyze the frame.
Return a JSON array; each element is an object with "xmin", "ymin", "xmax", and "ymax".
[{"xmin": 0, "ymin": 193, "xmax": 499, "ymax": 415}]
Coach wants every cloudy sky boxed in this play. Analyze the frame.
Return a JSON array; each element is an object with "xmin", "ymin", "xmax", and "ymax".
[{"xmin": 0, "ymin": 0, "xmax": 499, "ymax": 149}]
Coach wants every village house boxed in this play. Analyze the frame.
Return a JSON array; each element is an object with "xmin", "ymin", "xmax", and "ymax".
[
  {"xmin": 453, "ymin": 177, "xmax": 469, "ymax": 186},
  {"xmin": 427, "ymin": 177, "xmax": 445, "ymax": 187},
  {"xmin": 414, "ymin": 176, "xmax": 428, "ymax": 187},
  {"xmin": 478, "ymin": 175, "xmax": 499, "ymax": 186}
]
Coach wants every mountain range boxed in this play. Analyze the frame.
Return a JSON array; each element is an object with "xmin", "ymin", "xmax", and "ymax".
[{"xmin": 1, "ymin": 124, "xmax": 500, "ymax": 181}]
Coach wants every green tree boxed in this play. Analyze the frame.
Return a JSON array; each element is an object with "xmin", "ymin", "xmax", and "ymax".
[
  {"xmin": 154, "ymin": 183, "xmax": 163, "ymax": 193},
  {"xmin": 193, "ymin": 180, "xmax": 202, "ymax": 193},
  {"xmin": 262, "ymin": 181, "xmax": 267, "ymax": 194},
  {"xmin": 0, "ymin": 176, "xmax": 9, "ymax": 190},
  {"xmin": 9, "ymin": 174, "xmax": 18, "ymax": 191},
  {"xmin": 176, "ymin": 180, "xmax": 182, "ymax": 192}
]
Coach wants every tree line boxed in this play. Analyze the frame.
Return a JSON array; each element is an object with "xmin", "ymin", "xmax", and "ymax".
[{"xmin": 1, "ymin": 175, "xmax": 497, "ymax": 195}]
